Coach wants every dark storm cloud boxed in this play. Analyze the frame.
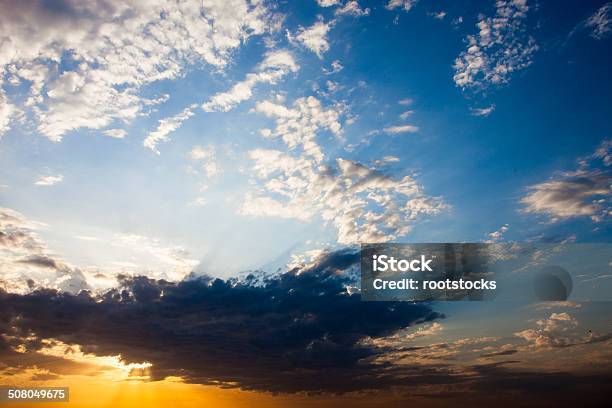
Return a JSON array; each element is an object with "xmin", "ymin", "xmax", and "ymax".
[{"xmin": 0, "ymin": 249, "xmax": 444, "ymax": 393}]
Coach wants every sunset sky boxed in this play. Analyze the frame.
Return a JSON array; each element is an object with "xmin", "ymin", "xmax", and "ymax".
[{"xmin": 1, "ymin": 0, "xmax": 612, "ymax": 406}]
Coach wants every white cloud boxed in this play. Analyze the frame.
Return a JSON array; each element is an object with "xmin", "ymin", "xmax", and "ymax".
[
  {"xmin": 0, "ymin": 0, "xmax": 274, "ymax": 141},
  {"xmin": 243, "ymin": 96, "xmax": 446, "ymax": 244},
  {"xmin": 254, "ymin": 96, "xmax": 342, "ymax": 162},
  {"xmin": 190, "ymin": 145, "xmax": 218, "ymax": 178},
  {"xmin": 398, "ymin": 98, "xmax": 413, "ymax": 106},
  {"xmin": 453, "ymin": 0, "xmax": 537, "ymax": 90},
  {"xmin": 144, "ymin": 104, "xmax": 198, "ymax": 154},
  {"xmin": 521, "ymin": 139, "xmax": 612, "ymax": 222},
  {"xmin": 383, "ymin": 124, "xmax": 419, "ymax": 134},
  {"xmin": 112, "ymin": 233, "xmax": 199, "ymax": 279},
  {"xmin": 335, "ymin": 1, "xmax": 370, "ymax": 17},
  {"xmin": 485, "ymin": 224, "xmax": 509, "ymax": 243},
  {"xmin": 399, "ymin": 110, "xmax": 414, "ymax": 120},
  {"xmin": 103, "ymin": 128, "xmax": 127, "ymax": 139},
  {"xmin": 323, "ymin": 60, "xmax": 344, "ymax": 75},
  {"xmin": 586, "ymin": 2, "xmax": 612, "ymax": 39},
  {"xmin": 431, "ymin": 11, "xmax": 447, "ymax": 20},
  {"xmin": 470, "ymin": 104, "xmax": 496, "ymax": 117},
  {"xmin": 385, "ymin": 0, "xmax": 419, "ymax": 12},
  {"xmin": 288, "ymin": 20, "xmax": 333, "ymax": 59},
  {"xmin": 202, "ymin": 50, "xmax": 299, "ymax": 112},
  {"xmin": 34, "ymin": 175, "xmax": 63, "ymax": 186},
  {"xmin": 317, "ymin": 0, "xmax": 341, "ymax": 6},
  {"xmin": 0, "ymin": 90, "xmax": 15, "ymax": 137}
]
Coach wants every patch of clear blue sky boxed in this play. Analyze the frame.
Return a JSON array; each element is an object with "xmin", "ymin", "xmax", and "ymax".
[{"xmin": 1, "ymin": 0, "xmax": 611, "ymax": 277}]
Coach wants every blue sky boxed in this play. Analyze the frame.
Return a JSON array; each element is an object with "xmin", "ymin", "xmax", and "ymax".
[
  {"xmin": 2, "ymin": 2, "xmax": 612, "ymax": 404},
  {"xmin": 1, "ymin": 0, "xmax": 611, "ymax": 285}
]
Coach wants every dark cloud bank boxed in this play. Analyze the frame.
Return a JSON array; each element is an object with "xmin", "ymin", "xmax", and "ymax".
[
  {"xmin": 1, "ymin": 250, "xmax": 442, "ymax": 393},
  {"xmin": 1, "ymin": 249, "xmax": 611, "ymax": 404}
]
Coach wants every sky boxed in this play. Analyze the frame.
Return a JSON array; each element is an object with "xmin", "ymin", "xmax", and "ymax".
[{"xmin": 1, "ymin": 0, "xmax": 612, "ymax": 406}]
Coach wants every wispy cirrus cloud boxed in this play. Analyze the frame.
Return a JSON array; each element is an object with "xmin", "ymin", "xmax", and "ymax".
[{"xmin": 383, "ymin": 124, "xmax": 419, "ymax": 134}]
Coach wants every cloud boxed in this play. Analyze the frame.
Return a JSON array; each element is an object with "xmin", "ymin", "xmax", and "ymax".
[
  {"xmin": 110, "ymin": 233, "xmax": 199, "ymax": 280},
  {"xmin": 143, "ymin": 104, "xmax": 198, "ymax": 154},
  {"xmin": 471, "ymin": 104, "xmax": 496, "ymax": 117},
  {"xmin": 0, "ymin": 207, "xmax": 88, "ymax": 294},
  {"xmin": 34, "ymin": 175, "xmax": 63, "ymax": 186},
  {"xmin": 521, "ymin": 139, "xmax": 612, "ymax": 222},
  {"xmin": 398, "ymin": 98, "xmax": 413, "ymax": 106},
  {"xmin": 288, "ymin": 20, "xmax": 333, "ymax": 59},
  {"xmin": 317, "ymin": 0, "xmax": 341, "ymax": 6},
  {"xmin": 399, "ymin": 110, "xmax": 414, "ymax": 120},
  {"xmin": 0, "ymin": 90, "xmax": 15, "ymax": 137},
  {"xmin": 335, "ymin": 1, "xmax": 370, "ymax": 17},
  {"xmin": 202, "ymin": 50, "xmax": 299, "ymax": 112},
  {"xmin": 453, "ymin": 0, "xmax": 537, "ymax": 90},
  {"xmin": 102, "ymin": 129, "xmax": 127, "ymax": 139},
  {"xmin": 383, "ymin": 124, "xmax": 419, "ymax": 134},
  {"xmin": 0, "ymin": 248, "xmax": 443, "ymax": 393},
  {"xmin": 586, "ymin": 2, "xmax": 612, "ymax": 39},
  {"xmin": 485, "ymin": 224, "xmax": 509, "ymax": 243},
  {"xmin": 324, "ymin": 60, "xmax": 344, "ymax": 75},
  {"xmin": 430, "ymin": 11, "xmax": 447, "ymax": 20},
  {"xmin": 189, "ymin": 145, "xmax": 218, "ymax": 178},
  {"xmin": 253, "ymin": 96, "xmax": 341, "ymax": 162},
  {"xmin": 0, "ymin": 0, "xmax": 274, "ymax": 141},
  {"xmin": 385, "ymin": 0, "xmax": 419, "ymax": 12},
  {"xmin": 243, "ymin": 96, "xmax": 445, "ymax": 244},
  {"xmin": 514, "ymin": 312, "xmax": 611, "ymax": 349}
]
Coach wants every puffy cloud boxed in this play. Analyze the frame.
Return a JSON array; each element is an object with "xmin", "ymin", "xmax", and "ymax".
[
  {"xmin": 430, "ymin": 11, "xmax": 447, "ymax": 20},
  {"xmin": 0, "ymin": 90, "xmax": 15, "ymax": 137},
  {"xmin": 0, "ymin": 0, "xmax": 274, "ymax": 141},
  {"xmin": 586, "ymin": 2, "xmax": 612, "ymax": 39},
  {"xmin": 453, "ymin": 0, "xmax": 537, "ymax": 90},
  {"xmin": 288, "ymin": 20, "xmax": 333, "ymax": 59},
  {"xmin": 521, "ymin": 139, "xmax": 612, "ymax": 222},
  {"xmin": 243, "ymin": 96, "xmax": 445, "ymax": 244},
  {"xmin": 485, "ymin": 224, "xmax": 509, "ymax": 243},
  {"xmin": 0, "ymin": 249, "xmax": 443, "ymax": 393},
  {"xmin": 323, "ymin": 60, "xmax": 344, "ymax": 75},
  {"xmin": 317, "ymin": 0, "xmax": 341, "ymax": 7},
  {"xmin": 143, "ymin": 104, "xmax": 198, "ymax": 154},
  {"xmin": 202, "ymin": 50, "xmax": 299, "ymax": 112},
  {"xmin": 383, "ymin": 124, "xmax": 419, "ymax": 134},
  {"xmin": 513, "ymin": 312, "xmax": 606, "ymax": 349},
  {"xmin": 34, "ymin": 175, "xmax": 63, "ymax": 186},
  {"xmin": 102, "ymin": 129, "xmax": 127, "ymax": 139},
  {"xmin": 253, "ymin": 96, "xmax": 341, "ymax": 162},
  {"xmin": 189, "ymin": 145, "xmax": 218, "ymax": 178},
  {"xmin": 385, "ymin": 0, "xmax": 419, "ymax": 12},
  {"xmin": 335, "ymin": 1, "xmax": 370, "ymax": 17},
  {"xmin": 470, "ymin": 104, "xmax": 496, "ymax": 117}
]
